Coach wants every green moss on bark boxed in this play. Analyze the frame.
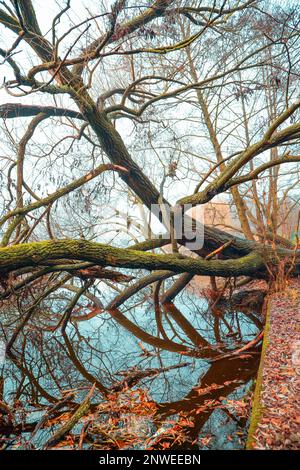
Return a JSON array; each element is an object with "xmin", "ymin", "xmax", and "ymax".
[
  {"xmin": 246, "ymin": 300, "xmax": 271, "ymax": 450},
  {"xmin": 0, "ymin": 239, "xmax": 264, "ymax": 277}
]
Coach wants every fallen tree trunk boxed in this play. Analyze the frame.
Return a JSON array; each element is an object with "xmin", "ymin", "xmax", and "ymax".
[{"xmin": 0, "ymin": 239, "xmax": 299, "ymax": 279}]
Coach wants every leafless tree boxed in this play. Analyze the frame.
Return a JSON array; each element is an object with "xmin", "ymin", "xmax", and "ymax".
[{"xmin": 0, "ymin": 0, "xmax": 299, "ymax": 449}]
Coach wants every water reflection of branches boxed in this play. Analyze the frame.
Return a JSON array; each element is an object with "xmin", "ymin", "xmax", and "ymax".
[{"xmin": 0, "ymin": 278, "xmax": 263, "ymax": 449}]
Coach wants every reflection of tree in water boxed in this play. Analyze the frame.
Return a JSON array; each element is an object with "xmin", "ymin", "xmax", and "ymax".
[{"xmin": 0, "ymin": 280, "xmax": 263, "ymax": 450}]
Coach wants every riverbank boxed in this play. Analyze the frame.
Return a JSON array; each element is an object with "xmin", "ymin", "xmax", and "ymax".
[{"xmin": 247, "ymin": 278, "xmax": 300, "ymax": 450}]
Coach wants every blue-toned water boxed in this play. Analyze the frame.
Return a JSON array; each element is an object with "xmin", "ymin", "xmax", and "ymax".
[{"xmin": 0, "ymin": 288, "xmax": 261, "ymax": 449}]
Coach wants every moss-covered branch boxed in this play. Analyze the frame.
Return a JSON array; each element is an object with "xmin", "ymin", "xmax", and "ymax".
[{"xmin": 0, "ymin": 238, "xmax": 282, "ymax": 278}]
